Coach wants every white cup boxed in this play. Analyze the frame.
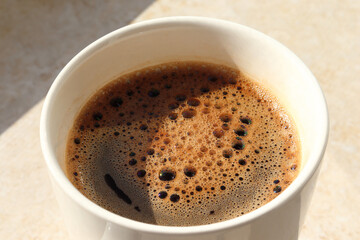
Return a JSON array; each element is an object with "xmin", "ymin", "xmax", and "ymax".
[{"xmin": 40, "ymin": 16, "xmax": 329, "ymax": 240}]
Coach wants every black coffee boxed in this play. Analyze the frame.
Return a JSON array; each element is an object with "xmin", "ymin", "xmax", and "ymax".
[{"xmin": 66, "ymin": 61, "xmax": 300, "ymax": 226}]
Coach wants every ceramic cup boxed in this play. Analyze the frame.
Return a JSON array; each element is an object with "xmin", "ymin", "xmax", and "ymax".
[{"xmin": 40, "ymin": 16, "xmax": 329, "ymax": 240}]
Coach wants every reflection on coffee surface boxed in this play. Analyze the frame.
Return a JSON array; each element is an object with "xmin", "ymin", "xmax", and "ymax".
[{"xmin": 66, "ymin": 61, "xmax": 300, "ymax": 226}]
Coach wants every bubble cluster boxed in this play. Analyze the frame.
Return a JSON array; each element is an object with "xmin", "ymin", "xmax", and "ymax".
[{"xmin": 66, "ymin": 61, "xmax": 301, "ymax": 226}]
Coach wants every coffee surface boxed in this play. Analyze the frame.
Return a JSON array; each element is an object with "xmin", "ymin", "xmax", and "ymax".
[{"xmin": 66, "ymin": 61, "xmax": 300, "ymax": 226}]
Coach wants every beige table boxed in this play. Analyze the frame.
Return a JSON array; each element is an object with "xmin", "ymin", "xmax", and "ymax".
[{"xmin": 1, "ymin": 0, "xmax": 359, "ymax": 239}]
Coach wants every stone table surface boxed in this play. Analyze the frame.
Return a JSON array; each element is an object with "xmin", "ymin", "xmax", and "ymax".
[{"xmin": 0, "ymin": 0, "xmax": 359, "ymax": 239}]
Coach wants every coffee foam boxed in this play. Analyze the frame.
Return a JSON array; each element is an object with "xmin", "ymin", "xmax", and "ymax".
[{"xmin": 66, "ymin": 61, "xmax": 300, "ymax": 226}]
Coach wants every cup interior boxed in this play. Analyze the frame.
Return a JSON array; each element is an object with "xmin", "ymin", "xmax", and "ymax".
[{"xmin": 41, "ymin": 17, "xmax": 328, "ymax": 232}]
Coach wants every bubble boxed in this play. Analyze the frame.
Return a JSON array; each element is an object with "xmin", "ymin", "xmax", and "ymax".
[
  {"xmin": 169, "ymin": 113, "xmax": 178, "ymax": 120},
  {"xmin": 148, "ymin": 88, "xmax": 160, "ymax": 97},
  {"xmin": 240, "ymin": 117, "xmax": 252, "ymax": 125},
  {"xmin": 129, "ymin": 159, "xmax": 137, "ymax": 166},
  {"xmin": 222, "ymin": 124, "xmax": 230, "ymax": 130},
  {"xmin": 93, "ymin": 112, "xmax": 103, "ymax": 121},
  {"xmin": 137, "ymin": 170, "xmax": 146, "ymax": 178},
  {"xmin": 140, "ymin": 124, "xmax": 148, "ymax": 131},
  {"xmin": 184, "ymin": 166, "xmax": 196, "ymax": 177},
  {"xmin": 200, "ymin": 146, "xmax": 208, "ymax": 152},
  {"xmin": 168, "ymin": 102, "xmax": 179, "ymax": 110},
  {"xmin": 219, "ymin": 113, "xmax": 232, "ymax": 122},
  {"xmin": 147, "ymin": 149, "xmax": 155, "ymax": 155},
  {"xmin": 187, "ymin": 98, "xmax": 201, "ymax": 107},
  {"xmin": 110, "ymin": 98, "xmax": 123, "ymax": 107},
  {"xmin": 159, "ymin": 169, "xmax": 176, "ymax": 181},
  {"xmin": 202, "ymin": 108, "xmax": 210, "ymax": 114},
  {"xmin": 234, "ymin": 128, "xmax": 247, "ymax": 136},
  {"xmin": 273, "ymin": 180, "xmax": 280, "ymax": 184},
  {"xmin": 114, "ymin": 131, "xmax": 120, "ymax": 136},
  {"xmin": 222, "ymin": 149, "xmax": 233, "ymax": 158},
  {"xmin": 73, "ymin": 172, "xmax": 78, "ymax": 176},
  {"xmin": 170, "ymin": 194, "xmax": 180, "ymax": 202},
  {"xmin": 238, "ymin": 159, "xmax": 247, "ymax": 165},
  {"xmin": 220, "ymin": 186, "xmax": 226, "ymax": 190},
  {"xmin": 182, "ymin": 109, "xmax": 197, "ymax": 118},
  {"xmin": 158, "ymin": 191, "xmax": 168, "ymax": 199},
  {"xmin": 213, "ymin": 129, "xmax": 224, "ymax": 138},
  {"xmin": 129, "ymin": 152, "xmax": 136, "ymax": 157},
  {"xmin": 196, "ymin": 186, "xmax": 203, "ymax": 192},
  {"xmin": 74, "ymin": 138, "xmax": 80, "ymax": 144},
  {"xmin": 273, "ymin": 186, "xmax": 282, "ymax": 193},
  {"xmin": 232, "ymin": 140, "xmax": 245, "ymax": 150},
  {"xmin": 291, "ymin": 164, "xmax": 297, "ymax": 170}
]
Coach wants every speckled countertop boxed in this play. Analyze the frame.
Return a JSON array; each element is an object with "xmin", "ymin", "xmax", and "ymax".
[{"xmin": 0, "ymin": 0, "xmax": 359, "ymax": 239}]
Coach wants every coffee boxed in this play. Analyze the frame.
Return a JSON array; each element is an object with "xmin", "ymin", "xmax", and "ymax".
[{"xmin": 66, "ymin": 61, "xmax": 300, "ymax": 226}]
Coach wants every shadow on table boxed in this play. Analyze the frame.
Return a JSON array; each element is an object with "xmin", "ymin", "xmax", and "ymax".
[{"xmin": 0, "ymin": 0, "xmax": 155, "ymax": 134}]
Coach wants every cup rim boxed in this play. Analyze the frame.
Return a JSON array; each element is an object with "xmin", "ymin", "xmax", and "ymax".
[{"xmin": 40, "ymin": 16, "xmax": 329, "ymax": 235}]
